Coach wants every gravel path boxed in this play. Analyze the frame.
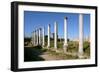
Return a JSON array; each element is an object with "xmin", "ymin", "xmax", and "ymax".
[{"xmin": 40, "ymin": 52, "xmax": 62, "ymax": 60}]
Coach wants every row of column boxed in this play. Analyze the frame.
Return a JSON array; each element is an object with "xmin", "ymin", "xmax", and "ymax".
[
  {"xmin": 32, "ymin": 14, "xmax": 84, "ymax": 58},
  {"xmin": 47, "ymin": 17, "xmax": 68, "ymax": 53},
  {"xmin": 32, "ymin": 28, "xmax": 45, "ymax": 47}
]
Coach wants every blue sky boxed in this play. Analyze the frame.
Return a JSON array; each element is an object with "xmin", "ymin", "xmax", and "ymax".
[{"xmin": 24, "ymin": 11, "xmax": 90, "ymax": 40}]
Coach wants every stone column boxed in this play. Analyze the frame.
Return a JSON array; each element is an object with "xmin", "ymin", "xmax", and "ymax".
[
  {"xmin": 63, "ymin": 17, "xmax": 68, "ymax": 53},
  {"xmin": 32, "ymin": 32, "xmax": 34, "ymax": 45},
  {"xmin": 42, "ymin": 27, "xmax": 45, "ymax": 47},
  {"xmin": 36, "ymin": 29, "xmax": 39, "ymax": 45},
  {"xmin": 47, "ymin": 24, "xmax": 50, "ymax": 48},
  {"xmin": 54, "ymin": 21, "xmax": 58, "ymax": 51},
  {"xmin": 34, "ymin": 30, "xmax": 36, "ymax": 46},
  {"xmin": 39, "ymin": 28, "xmax": 41, "ymax": 45},
  {"xmin": 78, "ymin": 14, "xmax": 84, "ymax": 58}
]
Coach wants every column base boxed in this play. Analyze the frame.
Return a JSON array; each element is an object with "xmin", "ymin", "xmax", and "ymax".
[
  {"xmin": 36, "ymin": 43, "xmax": 39, "ymax": 46},
  {"xmin": 47, "ymin": 46, "xmax": 50, "ymax": 49},
  {"xmin": 63, "ymin": 44, "xmax": 68, "ymax": 53},
  {"xmin": 55, "ymin": 50, "xmax": 60, "ymax": 53},
  {"xmin": 78, "ymin": 53, "xmax": 84, "ymax": 59},
  {"xmin": 54, "ymin": 48, "xmax": 58, "ymax": 52},
  {"xmin": 42, "ymin": 45, "xmax": 45, "ymax": 48}
]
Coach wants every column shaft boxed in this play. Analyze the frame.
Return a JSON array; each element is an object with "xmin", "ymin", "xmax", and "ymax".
[
  {"xmin": 32, "ymin": 32, "xmax": 34, "ymax": 45},
  {"xmin": 34, "ymin": 31, "xmax": 36, "ymax": 46},
  {"xmin": 39, "ymin": 28, "xmax": 41, "ymax": 45},
  {"xmin": 79, "ymin": 14, "xmax": 84, "ymax": 58},
  {"xmin": 63, "ymin": 17, "xmax": 68, "ymax": 53},
  {"xmin": 54, "ymin": 21, "xmax": 57, "ymax": 49},
  {"xmin": 42, "ymin": 27, "xmax": 45, "ymax": 47},
  {"xmin": 47, "ymin": 24, "xmax": 50, "ymax": 48},
  {"xmin": 36, "ymin": 29, "xmax": 39, "ymax": 45}
]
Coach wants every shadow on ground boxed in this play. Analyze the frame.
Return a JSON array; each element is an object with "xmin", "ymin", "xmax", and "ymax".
[{"xmin": 24, "ymin": 46, "xmax": 46, "ymax": 62}]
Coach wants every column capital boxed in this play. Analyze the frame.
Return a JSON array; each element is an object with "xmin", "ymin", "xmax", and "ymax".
[
  {"xmin": 39, "ymin": 28, "xmax": 42, "ymax": 30},
  {"xmin": 64, "ymin": 16, "xmax": 68, "ymax": 19},
  {"xmin": 48, "ymin": 24, "xmax": 50, "ymax": 27}
]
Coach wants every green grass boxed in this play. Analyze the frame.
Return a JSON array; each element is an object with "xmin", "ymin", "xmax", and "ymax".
[
  {"xmin": 83, "ymin": 41, "xmax": 90, "ymax": 57},
  {"xmin": 47, "ymin": 49, "xmax": 78, "ymax": 60},
  {"xmin": 67, "ymin": 41, "xmax": 79, "ymax": 53},
  {"xmin": 24, "ymin": 41, "xmax": 90, "ymax": 61}
]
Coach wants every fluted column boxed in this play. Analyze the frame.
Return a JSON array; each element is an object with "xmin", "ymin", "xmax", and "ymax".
[
  {"xmin": 63, "ymin": 17, "xmax": 68, "ymax": 53},
  {"xmin": 47, "ymin": 24, "xmax": 50, "ymax": 48},
  {"xmin": 34, "ymin": 30, "xmax": 36, "ymax": 46},
  {"xmin": 78, "ymin": 14, "xmax": 84, "ymax": 58},
  {"xmin": 54, "ymin": 21, "xmax": 58, "ymax": 51},
  {"xmin": 32, "ymin": 31, "xmax": 34, "ymax": 46},
  {"xmin": 39, "ymin": 28, "xmax": 41, "ymax": 45},
  {"xmin": 36, "ymin": 29, "xmax": 39, "ymax": 45},
  {"xmin": 42, "ymin": 27, "xmax": 45, "ymax": 47}
]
